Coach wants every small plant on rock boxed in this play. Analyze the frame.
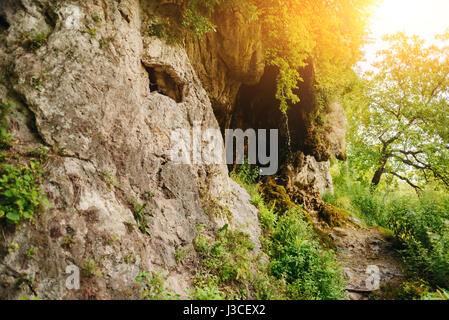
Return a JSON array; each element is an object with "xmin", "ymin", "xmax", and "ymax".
[
  {"xmin": 22, "ymin": 30, "xmax": 47, "ymax": 51},
  {"xmin": 136, "ymin": 271, "xmax": 179, "ymax": 300},
  {"xmin": 26, "ymin": 247, "xmax": 37, "ymax": 260},
  {"xmin": 83, "ymin": 259, "xmax": 103, "ymax": 277},
  {"xmin": 128, "ymin": 197, "xmax": 154, "ymax": 235},
  {"xmin": 174, "ymin": 246, "xmax": 189, "ymax": 264},
  {"xmin": 30, "ymin": 69, "xmax": 48, "ymax": 91},
  {"xmin": 0, "ymin": 161, "xmax": 48, "ymax": 225},
  {"xmin": 0, "ymin": 102, "xmax": 14, "ymax": 149}
]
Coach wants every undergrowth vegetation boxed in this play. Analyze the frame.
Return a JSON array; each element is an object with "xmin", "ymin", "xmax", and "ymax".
[
  {"xmin": 188, "ymin": 162, "xmax": 345, "ymax": 300},
  {"xmin": 323, "ymin": 160, "xmax": 449, "ymax": 298}
]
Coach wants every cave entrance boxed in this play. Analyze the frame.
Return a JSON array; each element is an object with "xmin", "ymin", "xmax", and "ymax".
[{"xmin": 230, "ymin": 63, "xmax": 319, "ymax": 164}]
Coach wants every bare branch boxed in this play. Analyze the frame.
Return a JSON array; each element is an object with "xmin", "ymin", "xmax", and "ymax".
[{"xmin": 388, "ymin": 171, "xmax": 422, "ymax": 191}]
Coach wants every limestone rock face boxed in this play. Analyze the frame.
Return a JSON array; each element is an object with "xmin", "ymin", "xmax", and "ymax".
[
  {"xmin": 288, "ymin": 152, "xmax": 334, "ymax": 195},
  {"xmin": 0, "ymin": 0, "xmax": 346, "ymax": 300},
  {"xmin": 0, "ymin": 0, "xmax": 260, "ymax": 299},
  {"xmin": 185, "ymin": 3, "xmax": 265, "ymax": 129}
]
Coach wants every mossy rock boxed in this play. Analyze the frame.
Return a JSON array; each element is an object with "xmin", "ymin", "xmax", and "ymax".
[
  {"xmin": 373, "ymin": 278, "xmax": 431, "ymax": 300},
  {"xmin": 313, "ymin": 227, "xmax": 337, "ymax": 251},
  {"xmin": 259, "ymin": 178, "xmax": 296, "ymax": 213},
  {"xmin": 319, "ymin": 202, "xmax": 350, "ymax": 227}
]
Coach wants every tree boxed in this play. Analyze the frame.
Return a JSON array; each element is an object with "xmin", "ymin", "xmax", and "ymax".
[
  {"xmin": 345, "ymin": 32, "xmax": 449, "ymax": 191},
  {"xmin": 174, "ymin": 0, "xmax": 378, "ymax": 113},
  {"xmin": 257, "ymin": 0, "xmax": 378, "ymax": 112}
]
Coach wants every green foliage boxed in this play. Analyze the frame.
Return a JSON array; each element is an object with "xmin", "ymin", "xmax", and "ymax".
[
  {"xmin": 174, "ymin": 246, "xmax": 189, "ymax": 264},
  {"xmin": 266, "ymin": 209, "xmax": 345, "ymax": 300},
  {"xmin": 228, "ymin": 169, "xmax": 345, "ymax": 300},
  {"xmin": 26, "ymin": 247, "xmax": 37, "ymax": 260},
  {"xmin": 322, "ymin": 161, "xmax": 389, "ymax": 226},
  {"xmin": 124, "ymin": 252, "xmax": 136, "ymax": 264},
  {"xmin": 128, "ymin": 197, "xmax": 154, "ymax": 235},
  {"xmin": 148, "ymin": 0, "xmax": 376, "ymax": 113},
  {"xmin": 376, "ymin": 278, "xmax": 433, "ymax": 300},
  {"xmin": 190, "ymin": 274, "xmax": 226, "ymax": 300},
  {"xmin": 136, "ymin": 271, "xmax": 180, "ymax": 300},
  {"xmin": 386, "ymin": 194, "xmax": 449, "ymax": 289},
  {"xmin": 344, "ymin": 32, "xmax": 449, "ymax": 189},
  {"xmin": 0, "ymin": 105, "xmax": 48, "ymax": 226},
  {"xmin": 422, "ymin": 288, "xmax": 449, "ymax": 300},
  {"xmin": 148, "ymin": 0, "xmax": 224, "ymax": 43},
  {"xmin": 199, "ymin": 189, "xmax": 232, "ymax": 220},
  {"xmin": 82, "ymin": 259, "xmax": 103, "ymax": 277},
  {"xmin": 182, "ymin": 0, "xmax": 221, "ymax": 38},
  {"xmin": 21, "ymin": 30, "xmax": 47, "ymax": 51},
  {"xmin": 83, "ymin": 28, "xmax": 97, "ymax": 37},
  {"xmin": 30, "ymin": 68, "xmax": 48, "ymax": 91},
  {"xmin": 63, "ymin": 236, "xmax": 76, "ymax": 249},
  {"xmin": 98, "ymin": 170, "xmax": 121, "ymax": 191},
  {"xmin": 260, "ymin": 0, "xmax": 378, "ymax": 112},
  {"xmin": 18, "ymin": 295, "xmax": 39, "ymax": 300},
  {"xmin": 195, "ymin": 224, "xmax": 254, "ymax": 286},
  {"xmin": 327, "ymin": 160, "xmax": 449, "ymax": 291},
  {"xmin": 0, "ymin": 161, "xmax": 48, "ymax": 225},
  {"xmin": 8, "ymin": 242, "xmax": 19, "ymax": 253},
  {"xmin": 91, "ymin": 14, "xmax": 101, "ymax": 23},
  {"xmin": 0, "ymin": 102, "xmax": 14, "ymax": 149},
  {"xmin": 15, "ymin": 273, "xmax": 34, "ymax": 289},
  {"xmin": 26, "ymin": 146, "xmax": 50, "ymax": 164},
  {"xmin": 231, "ymin": 158, "xmax": 260, "ymax": 186},
  {"xmin": 148, "ymin": 21, "xmax": 183, "ymax": 44}
]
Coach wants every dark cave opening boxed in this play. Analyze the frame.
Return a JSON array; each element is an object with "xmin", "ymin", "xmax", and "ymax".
[
  {"xmin": 230, "ymin": 61, "xmax": 320, "ymax": 164},
  {"xmin": 144, "ymin": 64, "xmax": 184, "ymax": 103},
  {"xmin": 0, "ymin": 14, "xmax": 10, "ymax": 31}
]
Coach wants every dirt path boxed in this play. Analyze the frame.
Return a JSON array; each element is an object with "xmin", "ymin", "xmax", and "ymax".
[
  {"xmin": 282, "ymin": 183, "xmax": 405, "ymax": 300},
  {"xmin": 328, "ymin": 219, "xmax": 405, "ymax": 300}
]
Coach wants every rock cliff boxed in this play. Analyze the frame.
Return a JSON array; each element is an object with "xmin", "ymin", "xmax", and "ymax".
[{"xmin": 0, "ymin": 0, "xmax": 345, "ymax": 299}]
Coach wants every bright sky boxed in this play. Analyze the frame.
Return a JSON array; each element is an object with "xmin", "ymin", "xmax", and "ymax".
[{"xmin": 361, "ymin": 0, "xmax": 449, "ymax": 67}]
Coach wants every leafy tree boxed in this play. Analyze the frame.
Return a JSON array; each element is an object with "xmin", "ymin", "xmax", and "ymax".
[
  {"xmin": 174, "ymin": 0, "xmax": 378, "ymax": 112},
  {"xmin": 345, "ymin": 32, "xmax": 449, "ymax": 191},
  {"xmin": 257, "ymin": 0, "xmax": 378, "ymax": 112}
]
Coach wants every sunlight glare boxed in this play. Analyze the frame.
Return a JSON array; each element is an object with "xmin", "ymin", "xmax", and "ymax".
[{"xmin": 362, "ymin": 0, "xmax": 449, "ymax": 67}]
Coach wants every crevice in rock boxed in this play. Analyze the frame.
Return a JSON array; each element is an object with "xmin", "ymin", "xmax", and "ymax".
[
  {"xmin": 119, "ymin": 8, "xmax": 130, "ymax": 23},
  {"xmin": 143, "ymin": 63, "xmax": 184, "ymax": 103},
  {"xmin": 0, "ymin": 13, "xmax": 9, "ymax": 32},
  {"xmin": 7, "ymin": 89, "xmax": 47, "ymax": 146},
  {"xmin": 42, "ymin": 3, "xmax": 58, "ymax": 29}
]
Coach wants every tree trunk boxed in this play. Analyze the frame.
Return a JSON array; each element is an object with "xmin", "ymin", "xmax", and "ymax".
[{"xmin": 371, "ymin": 158, "xmax": 388, "ymax": 189}]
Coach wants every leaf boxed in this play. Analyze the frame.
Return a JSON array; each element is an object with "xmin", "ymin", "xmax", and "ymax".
[{"xmin": 6, "ymin": 210, "xmax": 20, "ymax": 224}]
